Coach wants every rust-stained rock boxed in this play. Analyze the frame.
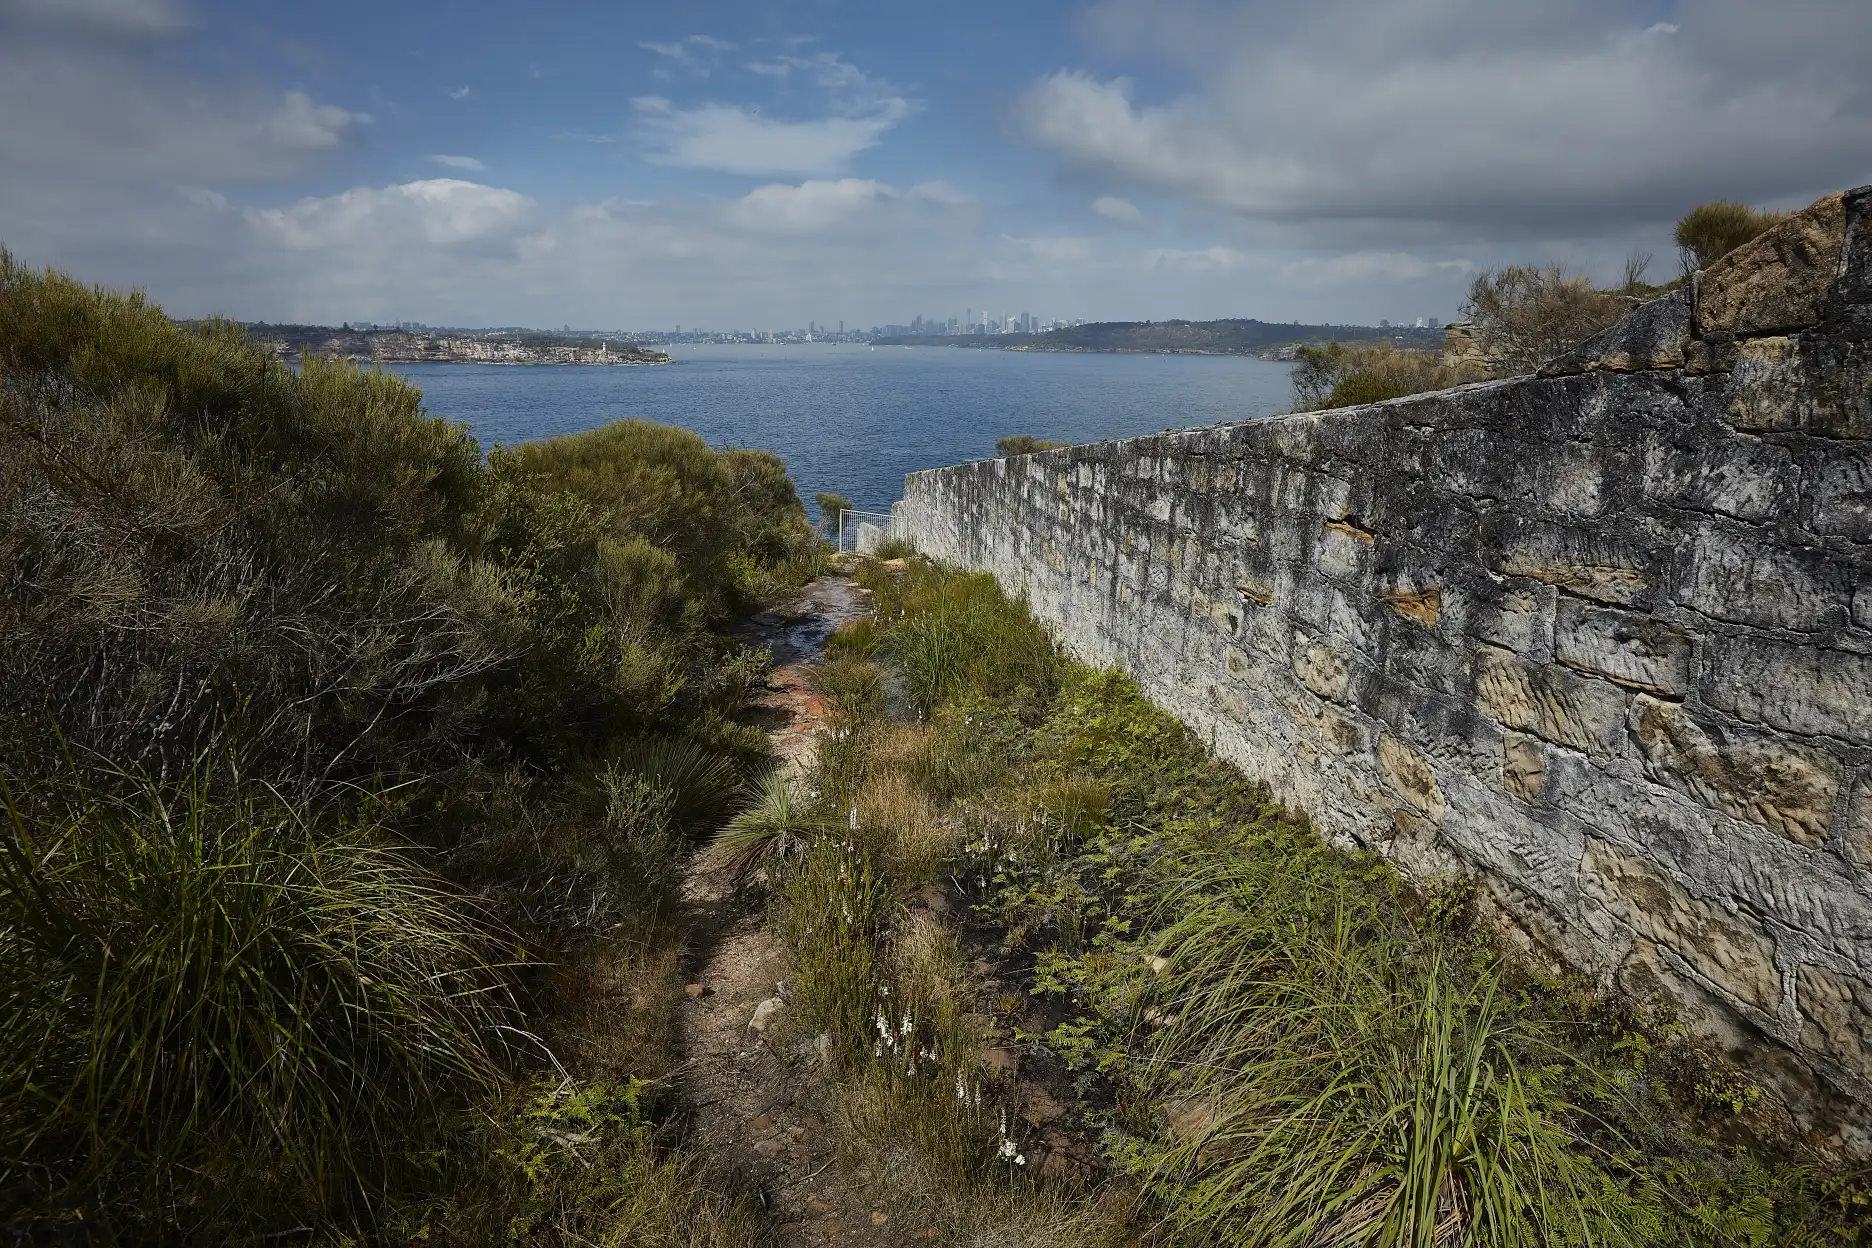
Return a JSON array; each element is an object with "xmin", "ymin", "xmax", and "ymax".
[{"xmin": 1378, "ymin": 733, "xmax": 1444, "ymax": 821}]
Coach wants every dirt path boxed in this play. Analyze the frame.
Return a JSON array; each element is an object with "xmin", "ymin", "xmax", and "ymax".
[{"xmin": 676, "ymin": 575, "xmax": 920, "ymax": 1245}]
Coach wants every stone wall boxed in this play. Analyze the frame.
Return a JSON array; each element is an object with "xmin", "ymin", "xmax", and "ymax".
[{"xmin": 895, "ymin": 189, "xmax": 1872, "ymax": 1153}]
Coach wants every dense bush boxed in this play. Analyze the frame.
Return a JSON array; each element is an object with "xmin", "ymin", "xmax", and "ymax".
[
  {"xmin": 0, "ymin": 252, "xmax": 817, "ymax": 1238},
  {"xmin": 1675, "ymin": 201, "xmax": 1787, "ymax": 273},
  {"xmin": 1460, "ymin": 265, "xmax": 1630, "ymax": 376},
  {"xmin": 1290, "ymin": 341, "xmax": 1476, "ymax": 411}
]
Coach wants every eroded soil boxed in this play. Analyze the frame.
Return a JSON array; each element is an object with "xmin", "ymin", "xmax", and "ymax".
[{"xmin": 677, "ymin": 575, "xmax": 932, "ymax": 1245}]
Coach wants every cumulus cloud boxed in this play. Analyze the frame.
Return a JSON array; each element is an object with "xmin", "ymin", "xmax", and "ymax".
[
  {"xmin": 1092, "ymin": 195, "xmax": 1144, "ymax": 225},
  {"xmin": 633, "ymin": 95, "xmax": 909, "ymax": 178},
  {"xmin": 248, "ymin": 180, "xmax": 535, "ymax": 250},
  {"xmin": 429, "ymin": 154, "xmax": 487, "ymax": 171},
  {"xmin": 1024, "ymin": 0, "xmax": 1872, "ymax": 236}
]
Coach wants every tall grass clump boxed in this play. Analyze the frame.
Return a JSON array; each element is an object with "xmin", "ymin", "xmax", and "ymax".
[
  {"xmin": 1143, "ymin": 919, "xmax": 1626, "ymax": 1246},
  {"xmin": 863, "ymin": 563, "xmax": 1059, "ymax": 717},
  {"xmin": 0, "ymin": 767, "xmax": 519, "ymax": 1233}
]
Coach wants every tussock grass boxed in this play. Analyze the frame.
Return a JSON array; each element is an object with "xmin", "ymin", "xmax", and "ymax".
[
  {"xmin": 709, "ymin": 769, "xmax": 820, "ymax": 878},
  {"xmin": 841, "ymin": 557, "xmax": 1871, "ymax": 1248},
  {"xmin": 0, "ymin": 767, "xmax": 520, "ymax": 1232}
]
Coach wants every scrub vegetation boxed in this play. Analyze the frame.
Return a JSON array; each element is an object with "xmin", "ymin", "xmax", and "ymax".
[
  {"xmin": 0, "ymin": 252, "xmax": 820, "ymax": 1242},
  {"xmin": 1294, "ymin": 198, "xmax": 1787, "ymax": 411},
  {"xmin": 771, "ymin": 554, "xmax": 1872, "ymax": 1247}
]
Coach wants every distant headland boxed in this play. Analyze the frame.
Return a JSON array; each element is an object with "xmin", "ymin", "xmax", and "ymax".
[
  {"xmin": 226, "ymin": 322, "xmax": 672, "ymax": 366},
  {"xmin": 869, "ymin": 317, "xmax": 1441, "ymax": 359}
]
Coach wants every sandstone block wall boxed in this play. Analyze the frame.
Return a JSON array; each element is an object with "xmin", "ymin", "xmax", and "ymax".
[{"xmin": 895, "ymin": 189, "xmax": 1872, "ymax": 1153}]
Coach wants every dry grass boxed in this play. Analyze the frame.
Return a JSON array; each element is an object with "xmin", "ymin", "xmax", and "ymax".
[
  {"xmin": 858, "ymin": 726, "xmax": 959, "ymax": 880},
  {"xmin": 832, "ymin": 1076, "xmax": 1133, "ymax": 1248}
]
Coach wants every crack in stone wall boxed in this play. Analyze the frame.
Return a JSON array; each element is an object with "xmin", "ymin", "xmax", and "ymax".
[{"xmin": 895, "ymin": 187, "xmax": 1872, "ymax": 1157}]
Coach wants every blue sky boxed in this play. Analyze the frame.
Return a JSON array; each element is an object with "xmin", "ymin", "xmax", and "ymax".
[{"xmin": 3, "ymin": 0, "xmax": 1869, "ymax": 329}]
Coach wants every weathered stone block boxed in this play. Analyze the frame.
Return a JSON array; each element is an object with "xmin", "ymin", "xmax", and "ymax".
[
  {"xmin": 1474, "ymin": 644, "xmax": 1628, "ymax": 756},
  {"xmin": 1697, "ymin": 193, "xmax": 1847, "ymax": 337},
  {"xmin": 1487, "ymin": 514, "xmax": 1655, "ymax": 607},
  {"xmin": 1642, "ymin": 429, "xmax": 1796, "ymax": 522},
  {"xmin": 1798, "ymin": 963, "xmax": 1872, "ymax": 1082},
  {"xmin": 1580, "ymin": 837, "xmax": 1781, "ymax": 1013},
  {"xmin": 1846, "ymin": 775, "xmax": 1872, "ymax": 867},
  {"xmin": 1631, "ymin": 695, "xmax": 1841, "ymax": 847},
  {"xmin": 1292, "ymin": 632, "xmax": 1352, "ymax": 702},
  {"xmin": 1543, "ymin": 288, "xmax": 1692, "ymax": 376},
  {"xmin": 1554, "ymin": 599, "xmax": 1690, "ymax": 695},
  {"xmin": 1701, "ymin": 635, "xmax": 1872, "ymax": 744},
  {"xmin": 1855, "ymin": 585, "xmax": 1872, "ymax": 632},
  {"xmin": 1722, "ymin": 336, "xmax": 1804, "ymax": 432},
  {"xmin": 1469, "ymin": 581, "xmax": 1551, "ymax": 656},
  {"xmin": 1380, "ymin": 586, "xmax": 1441, "ymax": 629},
  {"xmin": 1502, "ymin": 732, "xmax": 1545, "ymax": 802},
  {"xmin": 1378, "ymin": 733, "xmax": 1444, "ymax": 820},
  {"xmin": 1810, "ymin": 452, "xmax": 1872, "ymax": 541},
  {"xmin": 1678, "ymin": 523, "xmax": 1842, "ymax": 632}
]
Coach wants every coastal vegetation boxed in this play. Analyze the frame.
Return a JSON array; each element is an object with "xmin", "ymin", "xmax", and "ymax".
[
  {"xmin": 0, "ymin": 252, "xmax": 814, "ymax": 1241},
  {"xmin": 1292, "ymin": 199, "xmax": 1787, "ymax": 411},
  {"xmin": 996, "ymin": 435, "xmax": 1068, "ymax": 457},
  {"xmin": 765, "ymin": 554, "xmax": 1872, "ymax": 1246}
]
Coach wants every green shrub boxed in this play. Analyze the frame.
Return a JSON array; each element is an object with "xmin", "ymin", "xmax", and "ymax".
[
  {"xmin": 815, "ymin": 491, "xmax": 853, "ymax": 536},
  {"xmin": 0, "ymin": 251, "xmax": 817, "ymax": 1235},
  {"xmin": 0, "ymin": 767, "xmax": 519, "ymax": 1234},
  {"xmin": 1292, "ymin": 342, "xmax": 1471, "ymax": 411},
  {"xmin": 1675, "ymin": 201, "xmax": 1787, "ymax": 273},
  {"xmin": 996, "ymin": 435, "xmax": 1068, "ymax": 457}
]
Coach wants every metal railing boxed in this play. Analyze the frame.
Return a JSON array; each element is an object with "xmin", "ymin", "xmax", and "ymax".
[{"xmin": 832, "ymin": 508, "xmax": 900, "ymax": 554}]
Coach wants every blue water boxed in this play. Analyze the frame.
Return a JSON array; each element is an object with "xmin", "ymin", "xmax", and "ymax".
[{"xmin": 386, "ymin": 343, "xmax": 1296, "ymax": 513}]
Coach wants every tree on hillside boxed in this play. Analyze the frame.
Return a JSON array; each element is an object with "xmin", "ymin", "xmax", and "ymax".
[{"xmin": 1674, "ymin": 201, "xmax": 1787, "ymax": 273}]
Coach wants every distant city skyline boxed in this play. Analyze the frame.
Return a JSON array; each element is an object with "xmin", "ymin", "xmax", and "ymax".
[{"xmin": 5, "ymin": 1, "xmax": 1867, "ymax": 329}]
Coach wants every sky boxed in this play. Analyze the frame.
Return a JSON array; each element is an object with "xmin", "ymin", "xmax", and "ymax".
[{"xmin": 3, "ymin": 0, "xmax": 1869, "ymax": 330}]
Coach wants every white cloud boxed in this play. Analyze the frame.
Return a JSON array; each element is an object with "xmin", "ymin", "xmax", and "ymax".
[
  {"xmin": 429, "ymin": 154, "xmax": 487, "ymax": 171},
  {"xmin": 264, "ymin": 90, "xmax": 368, "ymax": 151},
  {"xmin": 1092, "ymin": 194, "xmax": 1143, "ymax": 225},
  {"xmin": 728, "ymin": 179, "xmax": 893, "ymax": 231},
  {"xmin": 248, "ymin": 179, "xmax": 534, "ymax": 250},
  {"xmin": 633, "ymin": 95, "xmax": 908, "ymax": 178},
  {"xmin": 1278, "ymin": 252, "xmax": 1473, "ymax": 287},
  {"xmin": 446, "ymin": 85, "xmax": 470, "ymax": 100},
  {"xmin": 0, "ymin": 0, "xmax": 186, "ymax": 36},
  {"xmin": 640, "ymin": 34, "xmax": 734, "ymax": 77},
  {"xmin": 1024, "ymin": 0, "xmax": 1872, "ymax": 236}
]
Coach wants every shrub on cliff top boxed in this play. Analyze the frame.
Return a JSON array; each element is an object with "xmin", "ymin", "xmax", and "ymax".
[
  {"xmin": 1674, "ymin": 201, "xmax": 1788, "ymax": 273},
  {"xmin": 1461, "ymin": 265, "xmax": 1629, "ymax": 376},
  {"xmin": 996, "ymin": 434, "xmax": 1067, "ymax": 457},
  {"xmin": 1292, "ymin": 342, "xmax": 1471, "ymax": 412}
]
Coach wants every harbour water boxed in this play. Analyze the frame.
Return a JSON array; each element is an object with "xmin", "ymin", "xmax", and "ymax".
[{"xmin": 387, "ymin": 342, "xmax": 1297, "ymax": 513}]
